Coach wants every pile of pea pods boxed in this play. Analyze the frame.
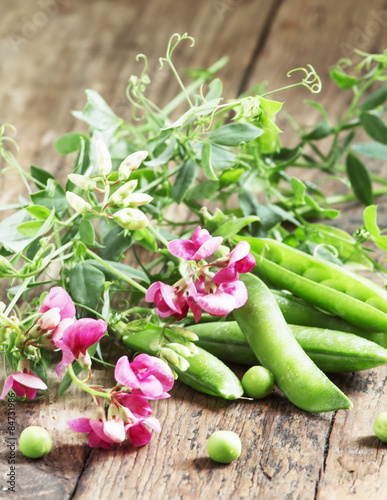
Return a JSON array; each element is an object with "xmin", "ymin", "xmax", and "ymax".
[{"xmin": 118, "ymin": 237, "xmax": 387, "ymax": 413}]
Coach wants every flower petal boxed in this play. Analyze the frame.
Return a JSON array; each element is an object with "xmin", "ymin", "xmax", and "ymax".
[
  {"xmin": 159, "ymin": 283, "xmax": 182, "ymax": 314},
  {"xmin": 114, "ymin": 356, "xmax": 140, "ymax": 390},
  {"xmin": 127, "ymin": 421, "xmax": 152, "ymax": 447},
  {"xmin": 167, "ymin": 239, "xmax": 196, "ymax": 260},
  {"xmin": 0, "ymin": 375, "xmax": 15, "ymax": 399},
  {"xmin": 116, "ymin": 393, "xmax": 153, "ymax": 419},
  {"xmin": 212, "ymin": 265, "xmax": 239, "ymax": 285},
  {"xmin": 39, "ymin": 286, "xmax": 76, "ymax": 320},
  {"xmin": 12, "ymin": 371, "xmax": 48, "ymax": 390},
  {"xmin": 103, "ymin": 419, "xmax": 126, "ymax": 443},
  {"xmin": 191, "ymin": 226, "xmax": 211, "ymax": 247},
  {"xmin": 67, "ymin": 418, "xmax": 93, "ymax": 433},
  {"xmin": 145, "ymin": 282, "xmax": 161, "ymax": 302},
  {"xmin": 192, "ymin": 236, "xmax": 223, "ymax": 261}
]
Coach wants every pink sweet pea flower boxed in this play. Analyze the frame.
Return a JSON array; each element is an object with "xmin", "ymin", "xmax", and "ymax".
[
  {"xmin": 55, "ymin": 318, "xmax": 107, "ymax": 377},
  {"xmin": 1, "ymin": 370, "xmax": 47, "ymax": 399},
  {"xmin": 168, "ymin": 226, "xmax": 223, "ymax": 261},
  {"xmin": 126, "ymin": 417, "xmax": 161, "ymax": 447},
  {"xmin": 39, "ymin": 286, "xmax": 76, "ymax": 320},
  {"xmin": 213, "ymin": 241, "xmax": 256, "ymax": 284},
  {"xmin": 191, "ymin": 279, "xmax": 248, "ymax": 317},
  {"xmin": 115, "ymin": 393, "xmax": 153, "ymax": 420},
  {"xmin": 145, "ymin": 282, "xmax": 188, "ymax": 320},
  {"xmin": 114, "ymin": 354, "xmax": 174, "ymax": 400},
  {"xmin": 67, "ymin": 416, "xmax": 124, "ymax": 449}
]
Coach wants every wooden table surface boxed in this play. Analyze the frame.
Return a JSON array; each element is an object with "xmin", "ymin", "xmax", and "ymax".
[{"xmin": 1, "ymin": 1, "xmax": 387, "ymax": 498}]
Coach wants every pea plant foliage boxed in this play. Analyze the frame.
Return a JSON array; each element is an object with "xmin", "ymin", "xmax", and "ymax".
[{"xmin": 1, "ymin": 33, "xmax": 387, "ymax": 450}]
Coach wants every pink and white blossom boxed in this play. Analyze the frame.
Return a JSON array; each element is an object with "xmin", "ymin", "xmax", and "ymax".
[
  {"xmin": 39, "ymin": 286, "xmax": 76, "ymax": 321},
  {"xmin": 167, "ymin": 226, "xmax": 223, "ymax": 261},
  {"xmin": 114, "ymin": 354, "xmax": 174, "ymax": 400},
  {"xmin": 1, "ymin": 368, "xmax": 47, "ymax": 400}
]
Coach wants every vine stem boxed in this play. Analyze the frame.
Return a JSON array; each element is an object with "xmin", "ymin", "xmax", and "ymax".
[
  {"xmin": 67, "ymin": 362, "xmax": 111, "ymax": 401},
  {"xmin": 85, "ymin": 248, "xmax": 148, "ymax": 294}
]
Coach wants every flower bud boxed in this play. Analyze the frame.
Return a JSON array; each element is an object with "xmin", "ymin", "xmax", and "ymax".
[
  {"xmin": 124, "ymin": 193, "xmax": 153, "ymax": 208},
  {"xmin": 68, "ymin": 173, "xmax": 96, "ymax": 191},
  {"xmin": 118, "ymin": 151, "xmax": 148, "ymax": 179},
  {"xmin": 66, "ymin": 192, "xmax": 92, "ymax": 214},
  {"xmin": 77, "ymin": 350, "xmax": 92, "ymax": 369},
  {"xmin": 95, "ymin": 139, "xmax": 112, "ymax": 176},
  {"xmin": 166, "ymin": 342, "xmax": 192, "ymax": 358},
  {"xmin": 0, "ymin": 256, "xmax": 16, "ymax": 276},
  {"xmin": 113, "ymin": 208, "xmax": 149, "ymax": 230},
  {"xmin": 108, "ymin": 180, "xmax": 138, "ymax": 206},
  {"xmin": 37, "ymin": 308, "xmax": 61, "ymax": 331},
  {"xmin": 160, "ymin": 347, "xmax": 180, "ymax": 367}
]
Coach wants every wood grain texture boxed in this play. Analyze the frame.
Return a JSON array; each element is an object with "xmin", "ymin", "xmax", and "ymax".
[{"xmin": 0, "ymin": 0, "xmax": 387, "ymax": 499}]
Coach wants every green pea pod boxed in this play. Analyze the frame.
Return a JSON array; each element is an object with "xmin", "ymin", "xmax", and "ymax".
[
  {"xmin": 235, "ymin": 236, "xmax": 387, "ymax": 334},
  {"xmin": 111, "ymin": 322, "xmax": 243, "ymax": 400},
  {"xmin": 271, "ymin": 289, "xmax": 371, "ymax": 335},
  {"xmin": 233, "ymin": 273, "xmax": 352, "ymax": 412},
  {"xmin": 189, "ymin": 321, "xmax": 387, "ymax": 372}
]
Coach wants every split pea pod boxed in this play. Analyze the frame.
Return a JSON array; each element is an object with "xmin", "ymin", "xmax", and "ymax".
[
  {"xmin": 235, "ymin": 236, "xmax": 387, "ymax": 334},
  {"xmin": 188, "ymin": 321, "xmax": 387, "ymax": 372},
  {"xmin": 111, "ymin": 322, "xmax": 243, "ymax": 400},
  {"xmin": 233, "ymin": 273, "xmax": 352, "ymax": 412}
]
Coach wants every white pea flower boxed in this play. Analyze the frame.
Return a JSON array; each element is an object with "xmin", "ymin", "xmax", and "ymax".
[
  {"xmin": 66, "ymin": 192, "xmax": 92, "ymax": 214},
  {"xmin": 118, "ymin": 151, "xmax": 148, "ymax": 179}
]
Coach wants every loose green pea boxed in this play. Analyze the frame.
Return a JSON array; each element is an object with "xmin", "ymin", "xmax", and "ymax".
[
  {"xmin": 207, "ymin": 430, "xmax": 242, "ymax": 464},
  {"xmin": 242, "ymin": 366, "xmax": 275, "ymax": 399},
  {"xmin": 19, "ymin": 426, "xmax": 52, "ymax": 459},
  {"xmin": 374, "ymin": 412, "xmax": 387, "ymax": 442}
]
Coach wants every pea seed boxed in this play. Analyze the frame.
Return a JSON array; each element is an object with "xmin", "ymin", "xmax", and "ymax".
[
  {"xmin": 374, "ymin": 412, "xmax": 387, "ymax": 442},
  {"xmin": 242, "ymin": 365, "xmax": 275, "ymax": 399},
  {"xmin": 19, "ymin": 426, "xmax": 52, "ymax": 459},
  {"xmin": 207, "ymin": 430, "xmax": 242, "ymax": 464}
]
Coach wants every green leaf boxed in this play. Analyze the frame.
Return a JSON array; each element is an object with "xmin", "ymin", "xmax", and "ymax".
[
  {"xmin": 210, "ymin": 122, "xmax": 263, "ymax": 147},
  {"xmin": 16, "ymin": 220, "xmax": 45, "ymax": 237},
  {"xmin": 329, "ymin": 69, "xmax": 359, "ymax": 89},
  {"xmin": 201, "ymin": 142, "xmax": 217, "ymax": 180},
  {"xmin": 87, "ymin": 259, "xmax": 149, "ymax": 284},
  {"xmin": 304, "ymin": 194, "xmax": 339, "ymax": 219},
  {"xmin": 302, "ymin": 122, "xmax": 332, "ymax": 141},
  {"xmin": 360, "ymin": 113, "xmax": 387, "ymax": 145},
  {"xmin": 219, "ymin": 168, "xmax": 244, "ymax": 186},
  {"xmin": 134, "ymin": 227, "xmax": 158, "ymax": 252},
  {"xmin": 360, "ymin": 85, "xmax": 387, "ymax": 111},
  {"xmin": 79, "ymin": 219, "xmax": 95, "ymax": 246},
  {"xmin": 30, "ymin": 180, "xmax": 68, "ymax": 217},
  {"xmin": 345, "ymin": 152, "xmax": 373, "ymax": 205},
  {"xmin": 304, "ymin": 100, "xmax": 329, "ymax": 120},
  {"xmin": 259, "ymin": 97, "xmax": 283, "ymax": 115},
  {"xmin": 145, "ymin": 138, "xmax": 176, "ymax": 167},
  {"xmin": 55, "ymin": 132, "xmax": 88, "ymax": 155},
  {"xmin": 100, "ymin": 225, "xmax": 133, "ymax": 261},
  {"xmin": 0, "ymin": 208, "xmax": 55, "ymax": 253},
  {"xmin": 363, "ymin": 205, "xmax": 380, "ymax": 238},
  {"xmin": 69, "ymin": 262, "xmax": 105, "ymax": 310},
  {"xmin": 171, "ymin": 159, "xmax": 198, "ymax": 204},
  {"xmin": 30, "ymin": 165, "xmax": 56, "ymax": 189},
  {"xmin": 213, "ymin": 215, "xmax": 260, "ymax": 239},
  {"xmin": 290, "ymin": 177, "xmax": 306, "ymax": 204},
  {"xmin": 58, "ymin": 362, "xmax": 83, "ymax": 396},
  {"xmin": 374, "ymin": 235, "xmax": 387, "ymax": 252},
  {"xmin": 72, "ymin": 89, "xmax": 121, "ymax": 132},
  {"xmin": 26, "ymin": 205, "xmax": 53, "ymax": 220},
  {"xmin": 352, "ymin": 141, "xmax": 387, "ymax": 159},
  {"xmin": 210, "ymin": 144, "xmax": 237, "ymax": 169},
  {"xmin": 204, "ymin": 78, "xmax": 223, "ymax": 101},
  {"xmin": 185, "ymin": 180, "xmax": 219, "ymax": 201}
]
